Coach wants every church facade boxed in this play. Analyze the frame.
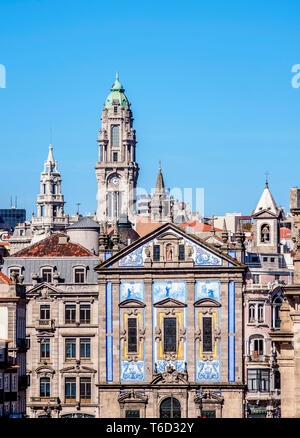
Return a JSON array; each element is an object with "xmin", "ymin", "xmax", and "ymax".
[{"xmin": 96, "ymin": 223, "xmax": 246, "ymax": 418}]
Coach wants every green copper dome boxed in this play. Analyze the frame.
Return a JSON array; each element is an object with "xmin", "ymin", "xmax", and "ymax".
[{"xmin": 104, "ymin": 72, "xmax": 129, "ymax": 108}]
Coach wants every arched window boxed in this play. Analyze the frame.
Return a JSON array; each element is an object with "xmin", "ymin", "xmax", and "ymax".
[
  {"xmin": 261, "ymin": 224, "xmax": 270, "ymax": 243},
  {"xmin": 160, "ymin": 397, "xmax": 181, "ymax": 418},
  {"xmin": 248, "ymin": 304, "xmax": 256, "ymax": 323},
  {"xmin": 272, "ymin": 294, "xmax": 283, "ymax": 328},
  {"xmin": 249, "ymin": 335, "xmax": 264, "ymax": 358},
  {"xmin": 111, "ymin": 126, "xmax": 119, "ymax": 146}
]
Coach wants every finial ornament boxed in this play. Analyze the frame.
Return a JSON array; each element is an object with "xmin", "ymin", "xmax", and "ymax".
[
  {"xmin": 265, "ymin": 171, "xmax": 270, "ymax": 188},
  {"xmin": 159, "ymin": 160, "xmax": 162, "ymax": 169},
  {"xmin": 116, "ymin": 71, "xmax": 119, "ymax": 81}
]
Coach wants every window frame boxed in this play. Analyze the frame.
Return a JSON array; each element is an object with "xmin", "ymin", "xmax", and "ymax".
[
  {"xmin": 65, "ymin": 338, "xmax": 76, "ymax": 361},
  {"xmin": 74, "ymin": 267, "xmax": 86, "ymax": 284},
  {"xmin": 65, "ymin": 304, "xmax": 76, "ymax": 324},
  {"xmin": 65, "ymin": 377, "xmax": 76, "ymax": 403},
  {"xmin": 163, "ymin": 317, "xmax": 177, "ymax": 354},
  {"xmin": 41, "ymin": 267, "xmax": 53, "ymax": 283},
  {"xmin": 40, "ymin": 377, "xmax": 50, "ymax": 397}
]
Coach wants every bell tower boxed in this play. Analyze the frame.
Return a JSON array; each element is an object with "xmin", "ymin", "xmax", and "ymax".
[
  {"xmin": 95, "ymin": 73, "xmax": 139, "ymax": 225},
  {"xmin": 251, "ymin": 181, "xmax": 281, "ymax": 254}
]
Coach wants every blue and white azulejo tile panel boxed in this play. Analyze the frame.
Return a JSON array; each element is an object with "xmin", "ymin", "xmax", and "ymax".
[
  {"xmin": 120, "ymin": 281, "xmax": 145, "ymax": 303},
  {"xmin": 195, "ymin": 280, "xmax": 221, "ymax": 303},
  {"xmin": 196, "ymin": 360, "xmax": 220, "ymax": 381},
  {"xmin": 156, "ymin": 360, "xmax": 185, "ymax": 373},
  {"xmin": 152, "ymin": 281, "xmax": 187, "ymax": 304},
  {"xmin": 119, "ymin": 242, "xmax": 151, "ymax": 267},
  {"xmin": 120, "ymin": 360, "xmax": 145, "ymax": 382},
  {"xmin": 182, "ymin": 237, "xmax": 222, "ymax": 266}
]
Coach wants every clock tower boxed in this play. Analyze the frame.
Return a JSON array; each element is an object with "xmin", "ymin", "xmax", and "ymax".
[{"xmin": 95, "ymin": 73, "xmax": 139, "ymax": 225}]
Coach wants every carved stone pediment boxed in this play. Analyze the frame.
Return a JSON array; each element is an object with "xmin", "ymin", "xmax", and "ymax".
[
  {"xmin": 194, "ymin": 390, "xmax": 224, "ymax": 405},
  {"xmin": 60, "ymin": 364, "xmax": 97, "ymax": 374},
  {"xmin": 27, "ymin": 283, "xmax": 61, "ymax": 300},
  {"xmin": 35, "ymin": 365, "xmax": 55, "ymax": 376},
  {"xmin": 151, "ymin": 364, "xmax": 188, "ymax": 385},
  {"xmin": 194, "ymin": 298, "xmax": 221, "ymax": 308},
  {"xmin": 119, "ymin": 299, "xmax": 145, "ymax": 308},
  {"xmin": 154, "ymin": 297, "xmax": 186, "ymax": 308},
  {"xmin": 157, "ymin": 232, "xmax": 181, "ymax": 242},
  {"xmin": 118, "ymin": 390, "xmax": 148, "ymax": 404},
  {"xmin": 252, "ymin": 209, "xmax": 278, "ymax": 219}
]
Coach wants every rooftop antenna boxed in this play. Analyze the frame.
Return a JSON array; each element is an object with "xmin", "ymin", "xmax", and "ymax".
[
  {"xmin": 15, "ymin": 196, "xmax": 17, "ymax": 208},
  {"xmin": 76, "ymin": 203, "xmax": 80, "ymax": 215},
  {"xmin": 10, "ymin": 196, "xmax": 12, "ymax": 208}
]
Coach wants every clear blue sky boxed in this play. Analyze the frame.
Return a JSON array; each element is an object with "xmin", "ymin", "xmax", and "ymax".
[{"xmin": 1, "ymin": 0, "xmax": 300, "ymax": 219}]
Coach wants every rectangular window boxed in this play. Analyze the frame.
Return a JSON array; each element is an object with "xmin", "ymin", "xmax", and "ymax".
[
  {"xmin": 11, "ymin": 375, "xmax": 17, "ymax": 392},
  {"xmin": 41, "ymin": 268, "xmax": 52, "ymax": 283},
  {"xmin": 65, "ymin": 338, "xmax": 76, "ymax": 360},
  {"xmin": 0, "ymin": 374, "xmax": 3, "ymax": 390},
  {"xmin": 247, "ymin": 369, "xmax": 270, "ymax": 392},
  {"xmin": 178, "ymin": 244, "xmax": 185, "ymax": 261},
  {"xmin": 65, "ymin": 304, "xmax": 76, "ymax": 324},
  {"xmin": 127, "ymin": 318, "xmax": 137, "ymax": 353},
  {"xmin": 80, "ymin": 304, "xmax": 90, "ymax": 324},
  {"xmin": 153, "ymin": 245, "xmax": 160, "ymax": 261},
  {"xmin": 65, "ymin": 377, "xmax": 76, "ymax": 403},
  {"xmin": 270, "ymin": 257, "xmax": 275, "ymax": 263},
  {"xmin": 253, "ymin": 339, "xmax": 264, "ymax": 356},
  {"xmin": 40, "ymin": 305, "xmax": 50, "ymax": 320},
  {"xmin": 114, "ymin": 106, "xmax": 117, "ymax": 114},
  {"xmin": 163, "ymin": 318, "xmax": 177, "ymax": 353},
  {"xmin": 4, "ymin": 375, "xmax": 9, "ymax": 391},
  {"xmin": 40, "ymin": 378, "xmax": 50, "ymax": 397},
  {"xmin": 80, "ymin": 377, "xmax": 91, "ymax": 403},
  {"xmin": 75, "ymin": 268, "xmax": 85, "ymax": 283},
  {"xmin": 203, "ymin": 317, "xmax": 213, "ymax": 352},
  {"xmin": 40, "ymin": 338, "xmax": 50, "ymax": 359},
  {"xmin": 252, "ymin": 274, "xmax": 259, "ymax": 284},
  {"xmin": 80, "ymin": 338, "xmax": 91, "ymax": 360},
  {"xmin": 113, "ymin": 152, "xmax": 118, "ymax": 162}
]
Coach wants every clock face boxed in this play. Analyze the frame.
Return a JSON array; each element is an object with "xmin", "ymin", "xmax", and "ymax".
[{"xmin": 111, "ymin": 176, "xmax": 120, "ymax": 186}]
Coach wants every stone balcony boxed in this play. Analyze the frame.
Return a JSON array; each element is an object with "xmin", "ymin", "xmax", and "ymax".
[{"xmin": 35, "ymin": 319, "xmax": 55, "ymax": 331}]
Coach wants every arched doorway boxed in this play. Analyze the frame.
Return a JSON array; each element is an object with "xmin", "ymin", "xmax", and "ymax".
[{"xmin": 160, "ymin": 397, "xmax": 181, "ymax": 418}]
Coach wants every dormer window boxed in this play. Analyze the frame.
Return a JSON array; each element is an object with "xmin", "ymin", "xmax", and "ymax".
[
  {"xmin": 41, "ymin": 268, "xmax": 53, "ymax": 283},
  {"xmin": 74, "ymin": 267, "xmax": 86, "ymax": 283}
]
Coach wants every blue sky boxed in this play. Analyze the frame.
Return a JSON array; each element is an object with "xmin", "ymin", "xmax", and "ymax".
[{"xmin": 1, "ymin": 0, "xmax": 300, "ymax": 219}]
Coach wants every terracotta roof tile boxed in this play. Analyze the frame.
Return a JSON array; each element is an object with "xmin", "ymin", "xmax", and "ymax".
[
  {"xmin": 13, "ymin": 233, "xmax": 94, "ymax": 258},
  {"xmin": 0, "ymin": 272, "xmax": 12, "ymax": 284},
  {"xmin": 179, "ymin": 221, "xmax": 222, "ymax": 232}
]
